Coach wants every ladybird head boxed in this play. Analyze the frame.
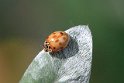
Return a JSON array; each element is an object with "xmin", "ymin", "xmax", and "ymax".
[{"xmin": 43, "ymin": 41, "xmax": 52, "ymax": 52}]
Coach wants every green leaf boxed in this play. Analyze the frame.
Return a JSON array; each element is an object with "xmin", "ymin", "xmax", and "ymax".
[{"xmin": 20, "ymin": 25, "xmax": 92, "ymax": 83}]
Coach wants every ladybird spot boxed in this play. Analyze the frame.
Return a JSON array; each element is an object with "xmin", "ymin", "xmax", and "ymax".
[
  {"xmin": 52, "ymin": 35, "xmax": 57, "ymax": 38},
  {"xmin": 63, "ymin": 37, "xmax": 66, "ymax": 40},
  {"xmin": 60, "ymin": 32, "xmax": 64, "ymax": 35},
  {"xmin": 59, "ymin": 42, "xmax": 62, "ymax": 45},
  {"xmin": 53, "ymin": 47, "xmax": 56, "ymax": 49},
  {"xmin": 55, "ymin": 39, "xmax": 59, "ymax": 42}
]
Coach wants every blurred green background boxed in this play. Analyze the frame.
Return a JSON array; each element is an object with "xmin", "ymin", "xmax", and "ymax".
[{"xmin": 0, "ymin": 0, "xmax": 124, "ymax": 83}]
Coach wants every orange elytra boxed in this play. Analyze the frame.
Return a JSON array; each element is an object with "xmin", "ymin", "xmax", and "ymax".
[{"xmin": 43, "ymin": 31, "xmax": 70, "ymax": 53}]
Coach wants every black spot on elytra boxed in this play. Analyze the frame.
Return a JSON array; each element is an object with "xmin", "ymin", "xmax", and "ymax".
[
  {"xmin": 60, "ymin": 32, "xmax": 64, "ymax": 35},
  {"xmin": 59, "ymin": 42, "xmax": 62, "ymax": 45},
  {"xmin": 53, "ymin": 47, "xmax": 56, "ymax": 49}
]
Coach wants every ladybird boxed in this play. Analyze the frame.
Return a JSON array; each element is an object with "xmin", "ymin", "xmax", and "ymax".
[{"xmin": 43, "ymin": 31, "xmax": 70, "ymax": 53}]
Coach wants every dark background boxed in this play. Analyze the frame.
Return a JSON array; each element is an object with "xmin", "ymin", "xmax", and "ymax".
[{"xmin": 0, "ymin": 0, "xmax": 124, "ymax": 83}]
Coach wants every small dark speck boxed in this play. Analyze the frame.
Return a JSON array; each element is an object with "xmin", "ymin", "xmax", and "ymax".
[
  {"xmin": 60, "ymin": 32, "xmax": 64, "ymax": 35},
  {"xmin": 46, "ymin": 45, "xmax": 48, "ymax": 48}
]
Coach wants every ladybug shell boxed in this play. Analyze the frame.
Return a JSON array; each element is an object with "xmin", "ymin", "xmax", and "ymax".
[{"xmin": 44, "ymin": 31, "xmax": 70, "ymax": 52}]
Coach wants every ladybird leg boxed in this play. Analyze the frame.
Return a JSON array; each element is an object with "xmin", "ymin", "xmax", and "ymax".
[
  {"xmin": 44, "ymin": 48, "xmax": 48, "ymax": 52},
  {"xmin": 42, "ymin": 45, "xmax": 44, "ymax": 49},
  {"xmin": 56, "ymin": 47, "xmax": 63, "ymax": 52},
  {"xmin": 49, "ymin": 49, "xmax": 52, "ymax": 53},
  {"xmin": 42, "ymin": 45, "xmax": 47, "ymax": 51}
]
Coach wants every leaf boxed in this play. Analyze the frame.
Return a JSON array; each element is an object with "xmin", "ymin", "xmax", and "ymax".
[{"xmin": 20, "ymin": 25, "xmax": 93, "ymax": 83}]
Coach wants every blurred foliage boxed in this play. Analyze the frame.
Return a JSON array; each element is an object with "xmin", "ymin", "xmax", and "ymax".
[{"xmin": 0, "ymin": 0, "xmax": 124, "ymax": 83}]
